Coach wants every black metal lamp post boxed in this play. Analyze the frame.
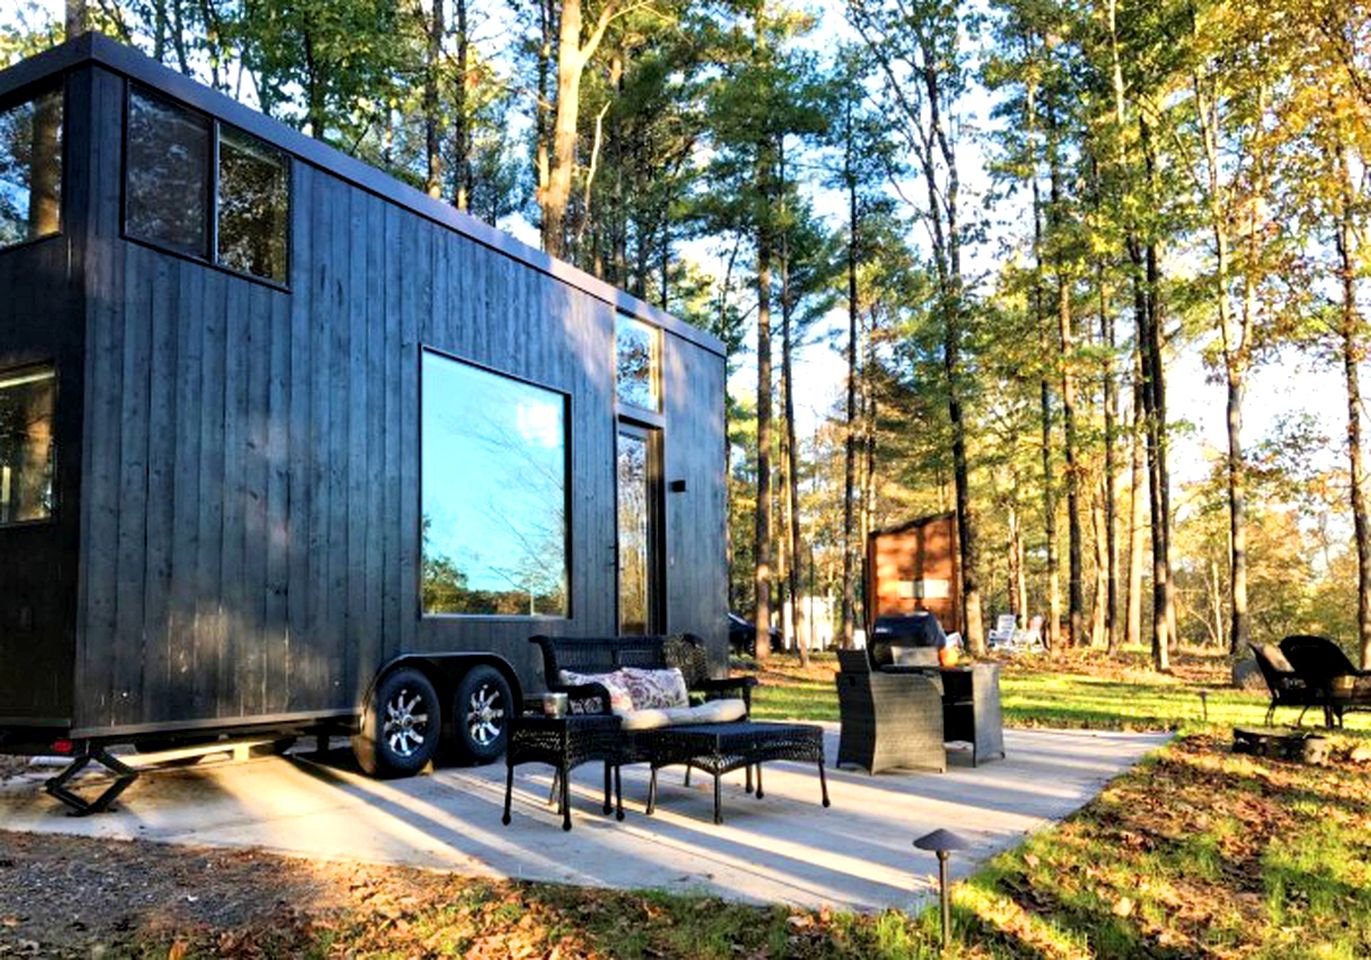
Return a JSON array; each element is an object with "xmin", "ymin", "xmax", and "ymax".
[{"xmin": 914, "ymin": 828, "xmax": 971, "ymax": 951}]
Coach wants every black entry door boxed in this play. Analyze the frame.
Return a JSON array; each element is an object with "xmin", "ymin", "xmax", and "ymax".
[{"xmin": 616, "ymin": 423, "xmax": 663, "ymax": 635}]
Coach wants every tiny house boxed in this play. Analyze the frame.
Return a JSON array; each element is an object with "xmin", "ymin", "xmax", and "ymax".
[
  {"xmin": 866, "ymin": 512, "xmax": 961, "ymax": 635},
  {"xmin": 0, "ymin": 35, "xmax": 727, "ymax": 783}
]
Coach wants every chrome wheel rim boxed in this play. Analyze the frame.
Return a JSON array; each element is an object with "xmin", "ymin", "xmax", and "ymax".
[
  {"xmin": 466, "ymin": 683, "xmax": 505, "ymax": 747},
  {"xmin": 382, "ymin": 687, "xmax": 431, "ymax": 759}
]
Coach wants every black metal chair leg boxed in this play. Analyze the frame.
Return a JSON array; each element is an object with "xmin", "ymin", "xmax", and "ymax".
[
  {"xmin": 745, "ymin": 763, "xmax": 753, "ymax": 794},
  {"xmin": 502, "ymin": 761, "xmax": 515, "ymax": 825},
  {"xmin": 713, "ymin": 772, "xmax": 723, "ymax": 825},
  {"xmin": 614, "ymin": 765, "xmax": 624, "ymax": 821},
  {"xmin": 684, "ymin": 765, "xmax": 691, "ymax": 787},
  {"xmin": 603, "ymin": 761, "xmax": 613, "ymax": 815},
  {"xmin": 548, "ymin": 768, "xmax": 561, "ymax": 806},
  {"xmin": 755, "ymin": 764, "xmax": 763, "ymax": 799},
  {"xmin": 560, "ymin": 763, "xmax": 572, "ymax": 831},
  {"xmin": 646, "ymin": 767, "xmax": 658, "ymax": 815},
  {"xmin": 819, "ymin": 761, "xmax": 830, "ymax": 807}
]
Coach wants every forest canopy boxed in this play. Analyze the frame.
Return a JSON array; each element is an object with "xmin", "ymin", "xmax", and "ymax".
[{"xmin": 7, "ymin": 0, "xmax": 1370, "ymax": 669}]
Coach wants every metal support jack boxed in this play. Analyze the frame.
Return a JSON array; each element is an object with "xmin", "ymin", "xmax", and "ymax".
[{"xmin": 44, "ymin": 747, "xmax": 139, "ymax": 816}]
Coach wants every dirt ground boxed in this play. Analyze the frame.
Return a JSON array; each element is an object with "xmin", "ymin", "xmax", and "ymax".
[{"xmin": 0, "ymin": 829, "xmax": 444, "ymax": 957}]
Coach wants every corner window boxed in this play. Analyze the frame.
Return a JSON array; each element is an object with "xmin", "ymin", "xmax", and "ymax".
[
  {"xmin": 615, "ymin": 316, "xmax": 659, "ymax": 411},
  {"xmin": 126, "ymin": 88, "xmax": 211, "ymax": 258},
  {"xmin": 217, "ymin": 125, "xmax": 289, "ymax": 282},
  {"xmin": 421, "ymin": 350, "xmax": 569, "ymax": 617},
  {"xmin": 0, "ymin": 88, "xmax": 62, "ymax": 249},
  {"xmin": 125, "ymin": 86, "xmax": 290, "ymax": 283},
  {"xmin": 0, "ymin": 366, "xmax": 56, "ymax": 525}
]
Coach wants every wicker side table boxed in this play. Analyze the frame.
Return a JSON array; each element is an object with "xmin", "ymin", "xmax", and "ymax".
[
  {"xmin": 645, "ymin": 721, "xmax": 830, "ymax": 824},
  {"xmin": 502, "ymin": 714, "xmax": 624, "ymax": 831}
]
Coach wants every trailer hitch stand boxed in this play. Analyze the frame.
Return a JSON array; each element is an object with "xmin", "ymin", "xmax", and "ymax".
[{"xmin": 44, "ymin": 748, "xmax": 139, "ymax": 816}]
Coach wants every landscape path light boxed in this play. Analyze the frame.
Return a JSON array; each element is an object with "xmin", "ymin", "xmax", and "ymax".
[{"xmin": 914, "ymin": 827, "xmax": 971, "ymax": 952}]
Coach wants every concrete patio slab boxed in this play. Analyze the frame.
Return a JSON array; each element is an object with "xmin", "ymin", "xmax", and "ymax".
[{"xmin": 0, "ymin": 725, "xmax": 1169, "ymax": 913}]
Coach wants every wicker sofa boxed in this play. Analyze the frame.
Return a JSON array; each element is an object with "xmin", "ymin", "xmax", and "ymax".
[
  {"xmin": 529, "ymin": 633, "xmax": 755, "ymax": 717},
  {"xmin": 529, "ymin": 634, "xmax": 830, "ymax": 823}
]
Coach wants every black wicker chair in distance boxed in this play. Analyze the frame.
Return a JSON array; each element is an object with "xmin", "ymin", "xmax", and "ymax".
[
  {"xmin": 1248, "ymin": 642, "xmax": 1321, "ymax": 727},
  {"xmin": 1278, "ymin": 634, "xmax": 1371, "ymax": 729}
]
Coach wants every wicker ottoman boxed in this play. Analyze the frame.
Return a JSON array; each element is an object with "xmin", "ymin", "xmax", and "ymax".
[{"xmin": 644, "ymin": 721, "xmax": 830, "ymax": 824}]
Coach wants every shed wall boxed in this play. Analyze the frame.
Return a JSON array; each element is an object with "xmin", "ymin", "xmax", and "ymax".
[{"xmin": 866, "ymin": 513, "xmax": 962, "ymax": 634}]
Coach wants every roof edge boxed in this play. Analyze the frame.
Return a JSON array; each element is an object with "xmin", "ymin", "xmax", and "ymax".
[{"xmin": 0, "ymin": 32, "xmax": 726, "ymax": 358}]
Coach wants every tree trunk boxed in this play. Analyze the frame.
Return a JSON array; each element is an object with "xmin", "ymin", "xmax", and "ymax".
[
  {"xmin": 1126, "ymin": 365, "xmax": 1145, "ymax": 650},
  {"xmin": 754, "ymin": 163, "xmax": 774, "ymax": 663},
  {"xmin": 840, "ymin": 99, "xmax": 860, "ymax": 651},
  {"xmin": 1032, "ymin": 186, "xmax": 1060, "ymax": 647},
  {"xmin": 541, "ymin": 0, "xmax": 618, "ymax": 258},
  {"xmin": 863, "ymin": 314, "xmax": 878, "ymax": 571},
  {"xmin": 1337, "ymin": 145, "xmax": 1371, "ymax": 669},
  {"xmin": 1091, "ymin": 479, "xmax": 1108, "ymax": 647},
  {"xmin": 424, "ymin": 0, "xmax": 445, "ymax": 198},
  {"xmin": 780, "ymin": 188, "xmax": 809, "ymax": 667},
  {"xmin": 28, "ymin": 93, "xmax": 61, "ymax": 236},
  {"xmin": 1049, "ymin": 134, "xmax": 1083, "ymax": 647},
  {"xmin": 1101, "ymin": 272, "xmax": 1120, "ymax": 653},
  {"xmin": 65, "ymin": 0, "xmax": 87, "ymax": 37},
  {"xmin": 453, "ymin": 0, "xmax": 472, "ymax": 211}
]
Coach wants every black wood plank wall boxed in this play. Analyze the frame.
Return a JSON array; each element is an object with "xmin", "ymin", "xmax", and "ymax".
[
  {"xmin": 67, "ymin": 65, "xmax": 726, "ymax": 735},
  {"xmin": 0, "ymin": 68, "xmax": 91, "ymax": 726}
]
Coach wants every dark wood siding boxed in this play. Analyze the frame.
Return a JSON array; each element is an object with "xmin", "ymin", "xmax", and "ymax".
[
  {"xmin": 0, "ymin": 66, "xmax": 90, "ymax": 726},
  {"xmin": 663, "ymin": 331, "xmax": 728, "ymax": 665},
  {"xmin": 64, "ymin": 64, "xmax": 725, "ymax": 735}
]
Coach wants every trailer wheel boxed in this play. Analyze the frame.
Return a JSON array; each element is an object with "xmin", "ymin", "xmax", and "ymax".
[
  {"xmin": 453, "ymin": 665, "xmax": 511, "ymax": 764},
  {"xmin": 353, "ymin": 667, "xmax": 441, "ymax": 778}
]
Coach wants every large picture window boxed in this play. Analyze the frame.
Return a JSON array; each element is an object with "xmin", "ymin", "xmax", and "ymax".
[
  {"xmin": 125, "ymin": 86, "xmax": 289, "ymax": 283},
  {"xmin": 421, "ymin": 351, "xmax": 569, "ymax": 617},
  {"xmin": 0, "ymin": 87, "xmax": 62, "ymax": 249},
  {"xmin": 0, "ymin": 366, "xmax": 56, "ymax": 525}
]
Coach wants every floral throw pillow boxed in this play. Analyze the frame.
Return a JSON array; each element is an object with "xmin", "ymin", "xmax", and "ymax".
[
  {"xmin": 619, "ymin": 666, "xmax": 690, "ymax": 710},
  {"xmin": 559, "ymin": 669, "xmax": 634, "ymax": 715}
]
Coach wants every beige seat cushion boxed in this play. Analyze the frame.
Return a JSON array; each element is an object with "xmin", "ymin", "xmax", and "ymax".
[
  {"xmin": 662, "ymin": 698, "xmax": 747, "ymax": 726},
  {"xmin": 619, "ymin": 708, "xmax": 674, "ymax": 731},
  {"xmin": 618, "ymin": 698, "xmax": 748, "ymax": 732}
]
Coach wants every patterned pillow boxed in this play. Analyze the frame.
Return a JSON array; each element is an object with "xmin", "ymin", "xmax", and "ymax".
[
  {"xmin": 559, "ymin": 669, "xmax": 634, "ymax": 715},
  {"xmin": 619, "ymin": 666, "xmax": 690, "ymax": 710}
]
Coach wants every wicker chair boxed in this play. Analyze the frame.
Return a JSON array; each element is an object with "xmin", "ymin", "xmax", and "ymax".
[
  {"xmin": 1278, "ymin": 635, "xmax": 1371, "ymax": 729},
  {"xmin": 835, "ymin": 649, "xmax": 946, "ymax": 774}
]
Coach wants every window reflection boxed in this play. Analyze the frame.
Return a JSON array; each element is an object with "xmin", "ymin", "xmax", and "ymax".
[
  {"xmin": 125, "ymin": 88, "xmax": 210, "ymax": 258},
  {"xmin": 0, "ymin": 88, "xmax": 62, "ymax": 248},
  {"xmin": 615, "ymin": 316, "xmax": 659, "ymax": 411},
  {"xmin": 0, "ymin": 366, "xmax": 56, "ymax": 525},
  {"xmin": 218, "ymin": 126, "xmax": 289, "ymax": 282},
  {"xmin": 421, "ymin": 351, "xmax": 568, "ymax": 616},
  {"xmin": 617, "ymin": 429, "xmax": 653, "ymax": 634}
]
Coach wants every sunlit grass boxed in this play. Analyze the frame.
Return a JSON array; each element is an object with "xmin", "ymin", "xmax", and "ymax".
[{"xmin": 747, "ymin": 648, "xmax": 1371, "ymax": 735}]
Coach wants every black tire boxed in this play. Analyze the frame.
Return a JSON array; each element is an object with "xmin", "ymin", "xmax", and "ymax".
[
  {"xmin": 352, "ymin": 667, "xmax": 441, "ymax": 778},
  {"xmin": 453, "ymin": 665, "xmax": 512, "ymax": 764}
]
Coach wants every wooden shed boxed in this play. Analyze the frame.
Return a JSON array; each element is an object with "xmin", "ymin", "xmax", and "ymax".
[
  {"xmin": 0, "ymin": 35, "xmax": 727, "ymax": 776},
  {"xmin": 866, "ymin": 512, "xmax": 962, "ymax": 635}
]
